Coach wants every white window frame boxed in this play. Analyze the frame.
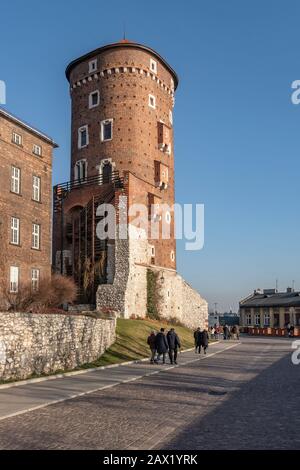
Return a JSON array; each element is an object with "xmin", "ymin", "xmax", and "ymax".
[
  {"xmin": 31, "ymin": 268, "xmax": 40, "ymax": 291},
  {"xmin": 89, "ymin": 90, "xmax": 100, "ymax": 109},
  {"xmin": 11, "ymin": 166, "xmax": 20, "ymax": 194},
  {"xmin": 254, "ymin": 313, "xmax": 261, "ymax": 326},
  {"xmin": 32, "ymin": 175, "xmax": 41, "ymax": 202},
  {"xmin": 150, "ymin": 245, "xmax": 155, "ymax": 257},
  {"xmin": 150, "ymin": 59, "xmax": 157, "ymax": 74},
  {"xmin": 74, "ymin": 159, "xmax": 87, "ymax": 181},
  {"xmin": 89, "ymin": 59, "xmax": 98, "ymax": 73},
  {"xmin": 11, "ymin": 217, "xmax": 20, "ymax": 245},
  {"xmin": 10, "ymin": 266, "xmax": 19, "ymax": 293},
  {"xmin": 12, "ymin": 132, "xmax": 22, "ymax": 146},
  {"xmin": 169, "ymin": 110, "xmax": 173, "ymax": 125},
  {"xmin": 78, "ymin": 125, "xmax": 89, "ymax": 149},
  {"xmin": 264, "ymin": 311, "xmax": 271, "ymax": 326},
  {"xmin": 101, "ymin": 119, "xmax": 113, "ymax": 142},
  {"xmin": 170, "ymin": 251, "xmax": 175, "ymax": 262},
  {"xmin": 148, "ymin": 94, "xmax": 156, "ymax": 109},
  {"xmin": 33, "ymin": 144, "xmax": 42, "ymax": 156},
  {"xmin": 32, "ymin": 223, "xmax": 40, "ymax": 250}
]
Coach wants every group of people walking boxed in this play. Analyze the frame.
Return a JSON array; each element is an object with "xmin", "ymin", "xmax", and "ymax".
[
  {"xmin": 147, "ymin": 328, "xmax": 181, "ymax": 365},
  {"xmin": 147, "ymin": 323, "xmax": 240, "ymax": 365},
  {"xmin": 208, "ymin": 324, "xmax": 240, "ymax": 340}
]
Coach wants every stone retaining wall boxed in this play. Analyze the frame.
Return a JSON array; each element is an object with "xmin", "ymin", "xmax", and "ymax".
[{"xmin": 0, "ymin": 312, "xmax": 116, "ymax": 382}]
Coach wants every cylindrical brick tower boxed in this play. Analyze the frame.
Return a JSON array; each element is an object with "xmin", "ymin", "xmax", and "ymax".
[{"xmin": 65, "ymin": 39, "xmax": 179, "ymax": 271}]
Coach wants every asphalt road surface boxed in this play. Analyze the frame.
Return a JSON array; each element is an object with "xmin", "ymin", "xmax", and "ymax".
[{"xmin": 0, "ymin": 337, "xmax": 299, "ymax": 450}]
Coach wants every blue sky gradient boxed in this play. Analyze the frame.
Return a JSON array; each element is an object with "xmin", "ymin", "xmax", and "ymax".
[{"xmin": 1, "ymin": 0, "xmax": 299, "ymax": 311}]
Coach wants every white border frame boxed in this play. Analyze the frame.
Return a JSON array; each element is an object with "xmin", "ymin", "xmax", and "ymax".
[{"xmin": 101, "ymin": 119, "xmax": 113, "ymax": 142}]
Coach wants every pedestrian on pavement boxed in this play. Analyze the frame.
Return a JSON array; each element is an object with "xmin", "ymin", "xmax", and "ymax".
[
  {"xmin": 167, "ymin": 328, "xmax": 181, "ymax": 364},
  {"xmin": 235, "ymin": 325, "xmax": 240, "ymax": 340},
  {"xmin": 194, "ymin": 327, "xmax": 201, "ymax": 353},
  {"xmin": 201, "ymin": 329, "xmax": 209, "ymax": 354},
  {"xmin": 223, "ymin": 324, "xmax": 228, "ymax": 340},
  {"xmin": 215, "ymin": 325, "xmax": 219, "ymax": 340},
  {"xmin": 231, "ymin": 325, "xmax": 237, "ymax": 340},
  {"xmin": 155, "ymin": 328, "xmax": 169, "ymax": 364},
  {"xmin": 211, "ymin": 326, "xmax": 215, "ymax": 340},
  {"xmin": 147, "ymin": 331, "xmax": 157, "ymax": 364},
  {"xmin": 195, "ymin": 329, "xmax": 203, "ymax": 354}
]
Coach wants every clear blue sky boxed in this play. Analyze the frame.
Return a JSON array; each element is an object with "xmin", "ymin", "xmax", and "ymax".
[{"xmin": 1, "ymin": 0, "xmax": 299, "ymax": 312}]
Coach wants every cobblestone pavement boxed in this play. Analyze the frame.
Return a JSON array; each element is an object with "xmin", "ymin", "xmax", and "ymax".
[{"xmin": 0, "ymin": 337, "xmax": 298, "ymax": 450}]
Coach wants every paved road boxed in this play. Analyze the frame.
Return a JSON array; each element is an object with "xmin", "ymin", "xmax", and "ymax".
[{"xmin": 0, "ymin": 337, "xmax": 299, "ymax": 450}]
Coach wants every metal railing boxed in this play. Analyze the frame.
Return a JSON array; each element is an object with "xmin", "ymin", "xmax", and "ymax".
[{"xmin": 53, "ymin": 171, "xmax": 124, "ymax": 210}]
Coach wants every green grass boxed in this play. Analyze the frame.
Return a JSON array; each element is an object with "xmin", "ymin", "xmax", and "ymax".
[{"xmin": 80, "ymin": 318, "xmax": 195, "ymax": 369}]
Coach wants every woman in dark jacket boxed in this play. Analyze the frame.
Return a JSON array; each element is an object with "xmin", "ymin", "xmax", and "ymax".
[
  {"xmin": 155, "ymin": 328, "xmax": 169, "ymax": 364},
  {"xmin": 201, "ymin": 330, "xmax": 209, "ymax": 354}
]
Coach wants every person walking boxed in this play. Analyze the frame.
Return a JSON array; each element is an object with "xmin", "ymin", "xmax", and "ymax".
[
  {"xmin": 201, "ymin": 329, "xmax": 209, "ymax": 354},
  {"xmin": 155, "ymin": 328, "xmax": 169, "ymax": 364},
  {"xmin": 167, "ymin": 328, "xmax": 181, "ymax": 365},
  {"xmin": 223, "ymin": 324, "xmax": 228, "ymax": 340},
  {"xmin": 194, "ymin": 327, "xmax": 201, "ymax": 353},
  {"xmin": 195, "ymin": 329, "xmax": 203, "ymax": 354},
  {"xmin": 147, "ymin": 331, "xmax": 157, "ymax": 364},
  {"xmin": 231, "ymin": 325, "xmax": 237, "ymax": 340}
]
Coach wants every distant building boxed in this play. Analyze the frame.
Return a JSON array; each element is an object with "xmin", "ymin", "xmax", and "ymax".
[
  {"xmin": 0, "ymin": 108, "xmax": 57, "ymax": 298},
  {"xmin": 240, "ymin": 288, "xmax": 300, "ymax": 328},
  {"xmin": 209, "ymin": 310, "xmax": 239, "ymax": 327}
]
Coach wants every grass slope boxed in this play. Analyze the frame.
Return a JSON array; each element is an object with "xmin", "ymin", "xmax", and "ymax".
[{"xmin": 81, "ymin": 318, "xmax": 195, "ymax": 368}]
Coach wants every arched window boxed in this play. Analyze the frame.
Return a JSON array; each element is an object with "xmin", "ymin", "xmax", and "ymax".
[
  {"xmin": 74, "ymin": 160, "xmax": 87, "ymax": 181},
  {"xmin": 102, "ymin": 161, "xmax": 112, "ymax": 183}
]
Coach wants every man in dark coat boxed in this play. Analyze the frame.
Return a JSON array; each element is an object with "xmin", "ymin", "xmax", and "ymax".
[
  {"xmin": 194, "ymin": 327, "xmax": 201, "ymax": 353},
  {"xmin": 147, "ymin": 331, "xmax": 157, "ymax": 364},
  {"xmin": 223, "ymin": 324, "xmax": 228, "ymax": 340},
  {"xmin": 201, "ymin": 329, "xmax": 209, "ymax": 354},
  {"xmin": 167, "ymin": 328, "xmax": 181, "ymax": 364},
  {"xmin": 155, "ymin": 328, "xmax": 169, "ymax": 364}
]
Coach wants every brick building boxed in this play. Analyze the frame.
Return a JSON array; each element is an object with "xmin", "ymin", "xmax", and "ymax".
[
  {"xmin": 0, "ymin": 108, "xmax": 57, "ymax": 300},
  {"xmin": 53, "ymin": 40, "xmax": 208, "ymax": 328}
]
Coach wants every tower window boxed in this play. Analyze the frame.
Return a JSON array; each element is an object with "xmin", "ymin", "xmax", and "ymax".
[
  {"xmin": 78, "ymin": 125, "xmax": 89, "ymax": 149},
  {"xmin": 89, "ymin": 90, "xmax": 100, "ymax": 109},
  {"xmin": 89, "ymin": 59, "xmax": 97, "ymax": 73},
  {"xmin": 165, "ymin": 211, "xmax": 171, "ymax": 224},
  {"xmin": 149, "ymin": 94, "xmax": 156, "ymax": 109},
  {"xmin": 171, "ymin": 251, "xmax": 175, "ymax": 262},
  {"xmin": 75, "ymin": 159, "xmax": 87, "ymax": 181},
  {"xmin": 150, "ymin": 59, "xmax": 157, "ymax": 74},
  {"xmin": 101, "ymin": 119, "xmax": 113, "ymax": 142}
]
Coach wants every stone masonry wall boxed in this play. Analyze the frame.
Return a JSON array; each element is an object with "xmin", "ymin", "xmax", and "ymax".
[
  {"xmin": 158, "ymin": 271, "xmax": 208, "ymax": 330},
  {"xmin": 0, "ymin": 312, "xmax": 116, "ymax": 382},
  {"xmin": 96, "ymin": 224, "xmax": 208, "ymax": 329}
]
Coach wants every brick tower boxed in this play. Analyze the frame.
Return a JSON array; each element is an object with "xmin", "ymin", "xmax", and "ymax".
[{"xmin": 53, "ymin": 40, "xmax": 208, "ymax": 328}]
